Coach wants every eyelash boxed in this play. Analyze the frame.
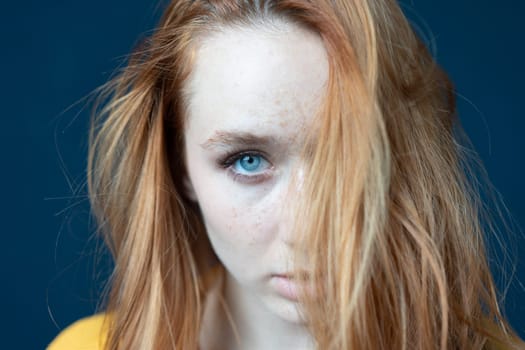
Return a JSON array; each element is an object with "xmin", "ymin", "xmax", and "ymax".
[{"xmin": 219, "ymin": 150, "xmax": 273, "ymax": 184}]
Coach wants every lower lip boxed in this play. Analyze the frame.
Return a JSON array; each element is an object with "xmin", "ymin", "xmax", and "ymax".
[{"xmin": 271, "ymin": 275, "xmax": 302, "ymax": 301}]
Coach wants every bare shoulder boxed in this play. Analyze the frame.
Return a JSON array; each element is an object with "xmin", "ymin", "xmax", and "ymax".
[{"xmin": 47, "ymin": 313, "xmax": 109, "ymax": 350}]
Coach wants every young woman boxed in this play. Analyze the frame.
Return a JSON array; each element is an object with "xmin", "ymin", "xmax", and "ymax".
[{"xmin": 49, "ymin": 0, "xmax": 524, "ymax": 349}]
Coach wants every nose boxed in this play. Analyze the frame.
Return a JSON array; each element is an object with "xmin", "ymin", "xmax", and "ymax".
[
  {"xmin": 294, "ymin": 166, "xmax": 305, "ymax": 193},
  {"xmin": 276, "ymin": 165, "xmax": 305, "ymax": 247}
]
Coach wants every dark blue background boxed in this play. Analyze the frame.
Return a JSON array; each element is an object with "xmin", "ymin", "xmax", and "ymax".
[{"xmin": 3, "ymin": 1, "xmax": 523, "ymax": 348}]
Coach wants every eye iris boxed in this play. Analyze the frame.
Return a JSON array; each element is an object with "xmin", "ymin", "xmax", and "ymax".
[{"xmin": 239, "ymin": 155, "xmax": 261, "ymax": 172}]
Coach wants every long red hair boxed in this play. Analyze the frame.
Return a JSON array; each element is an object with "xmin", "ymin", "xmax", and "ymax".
[{"xmin": 88, "ymin": 0, "xmax": 524, "ymax": 348}]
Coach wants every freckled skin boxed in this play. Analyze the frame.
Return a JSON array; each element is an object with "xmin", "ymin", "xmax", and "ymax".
[{"xmin": 183, "ymin": 21, "xmax": 328, "ymax": 350}]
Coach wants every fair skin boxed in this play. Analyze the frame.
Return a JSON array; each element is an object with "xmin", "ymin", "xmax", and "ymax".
[{"xmin": 183, "ymin": 20, "xmax": 328, "ymax": 350}]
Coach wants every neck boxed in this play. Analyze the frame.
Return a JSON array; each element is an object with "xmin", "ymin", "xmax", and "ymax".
[{"xmin": 201, "ymin": 271, "xmax": 315, "ymax": 350}]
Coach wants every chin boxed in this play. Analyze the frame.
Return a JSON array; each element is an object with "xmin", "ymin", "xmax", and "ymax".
[{"xmin": 263, "ymin": 295, "xmax": 309, "ymax": 325}]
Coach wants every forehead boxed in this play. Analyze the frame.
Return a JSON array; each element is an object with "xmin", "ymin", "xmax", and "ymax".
[{"xmin": 184, "ymin": 21, "xmax": 328, "ymax": 140}]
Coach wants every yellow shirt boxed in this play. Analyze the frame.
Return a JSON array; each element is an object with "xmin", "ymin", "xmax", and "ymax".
[
  {"xmin": 47, "ymin": 314, "xmax": 108, "ymax": 350},
  {"xmin": 48, "ymin": 313, "xmax": 519, "ymax": 350}
]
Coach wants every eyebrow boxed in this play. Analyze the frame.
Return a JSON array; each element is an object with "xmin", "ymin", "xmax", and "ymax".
[{"xmin": 200, "ymin": 130, "xmax": 282, "ymax": 150}]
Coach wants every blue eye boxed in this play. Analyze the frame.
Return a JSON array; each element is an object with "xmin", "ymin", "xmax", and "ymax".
[
  {"xmin": 219, "ymin": 151, "xmax": 273, "ymax": 184},
  {"xmin": 233, "ymin": 154, "xmax": 268, "ymax": 174}
]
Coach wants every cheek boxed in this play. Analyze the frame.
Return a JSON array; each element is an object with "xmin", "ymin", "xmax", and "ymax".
[
  {"xmin": 196, "ymin": 184, "xmax": 279, "ymax": 280},
  {"xmin": 184, "ymin": 141, "xmax": 286, "ymax": 278},
  {"xmin": 185, "ymin": 148, "xmax": 277, "ymax": 247},
  {"xmin": 198, "ymin": 183, "xmax": 277, "ymax": 248}
]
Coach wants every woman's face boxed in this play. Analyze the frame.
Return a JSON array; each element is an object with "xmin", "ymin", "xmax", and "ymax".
[{"xmin": 183, "ymin": 22, "xmax": 328, "ymax": 323}]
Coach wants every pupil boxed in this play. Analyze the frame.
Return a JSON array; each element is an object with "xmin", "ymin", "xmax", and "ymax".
[{"xmin": 241, "ymin": 155, "xmax": 259, "ymax": 171}]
